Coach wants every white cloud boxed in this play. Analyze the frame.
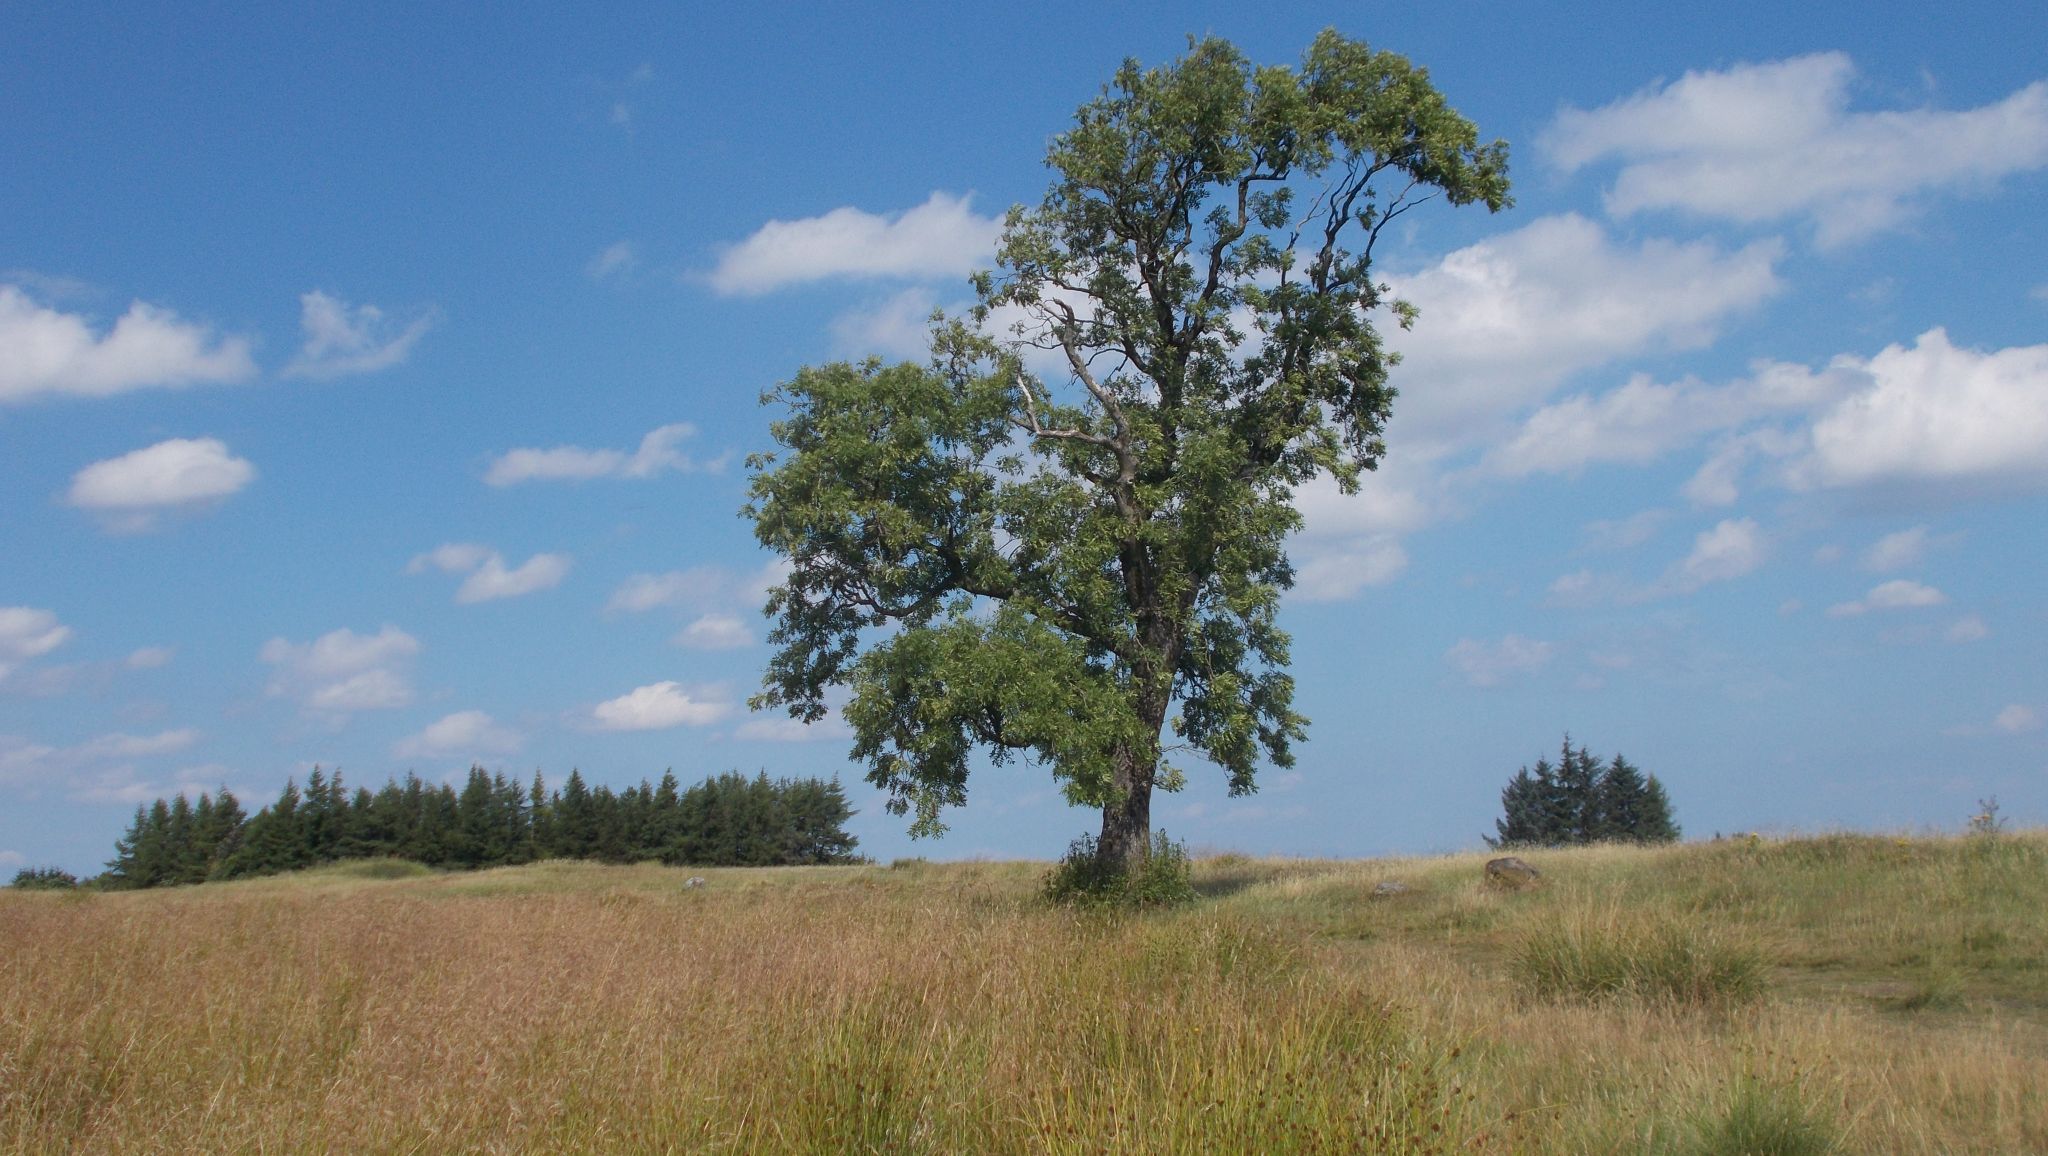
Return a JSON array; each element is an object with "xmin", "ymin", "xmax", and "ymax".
[
  {"xmin": 586, "ymin": 241, "xmax": 638, "ymax": 282},
  {"xmin": 1666, "ymin": 517, "xmax": 1768, "ymax": 593},
  {"xmin": 0, "ymin": 850, "xmax": 21, "ymax": 869},
  {"xmin": 1545, "ymin": 54, "xmax": 2048, "ymax": 245},
  {"xmin": 1792, "ymin": 329, "xmax": 2048, "ymax": 490},
  {"xmin": 1862, "ymin": 526, "xmax": 1932, "ymax": 572},
  {"xmin": 260, "ymin": 625, "xmax": 419, "ymax": 715},
  {"xmin": 0, "ymin": 284, "xmax": 255, "ymax": 404},
  {"xmin": 282, "ymin": 291, "xmax": 433, "ymax": 379},
  {"xmin": 1995, "ymin": 704, "xmax": 2042, "ymax": 734},
  {"xmin": 1287, "ymin": 468, "xmax": 1431, "ymax": 601},
  {"xmin": 457, "ymin": 553, "xmax": 571, "ymax": 604},
  {"xmin": 0, "ymin": 728, "xmax": 206, "ymax": 801},
  {"xmin": 831, "ymin": 288, "xmax": 945, "ymax": 360},
  {"xmin": 1291, "ymin": 538, "xmax": 1410, "ymax": 602},
  {"xmin": 1487, "ymin": 360, "xmax": 1841, "ymax": 479},
  {"xmin": 409, "ymin": 542, "xmax": 568, "ymax": 603},
  {"xmin": 485, "ymin": 423, "xmax": 710, "ymax": 485},
  {"xmin": 67, "ymin": 437, "xmax": 256, "ymax": 530},
  {"xmin": 394, "ymin": 710, "xmax": 523, "ymax": 760},
  {"xmin": 709, "ymin": 191, "xmax": 1003, "ymax": 295},
  {"xmin": 1446, "ymin": 634, "xmax": 1554, "ymax": 687},
  {"xmin": 675, "ymin": 613, "xmax": 753, "ymax": 650},
  {"xmin": 124, "ymin": 646, "xmax": 173, "ymax": 669},
  {"xmin": 1826, "ymin": 579, "xmax": 1949, "ymax": 618},
  {"xmin": 1945, "ymin": 616, "xmax": 1990, "ymax": 643},
  {"xmin": 305, "ymin": 669, "xmax": 413, "ymax": 712},
  {"xmin": 0, "ymin": 607, "xmax": 71, "ymax": 681},
  {"xmin": 1384, "ymin": 214, "xmax": 1782, "ymax": 441},
  {"xmin": 607, "ymin": 568, "xmax": 728, "ymax": 613},
  {"xmin": 590, "ymin": 681, "xmax": 730, "ymax": 730}
]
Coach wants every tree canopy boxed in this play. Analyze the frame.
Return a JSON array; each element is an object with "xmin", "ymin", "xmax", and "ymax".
[
  {"xmin": 747, "ymin": 31, "xmax": 1509, "ymax": 868},
  {"xmin": 1486, "ymin": 736, "xmax": 1680, "ymax": 848}
]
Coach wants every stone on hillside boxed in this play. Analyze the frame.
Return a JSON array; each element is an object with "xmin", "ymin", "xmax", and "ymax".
[
  {"xmin": 1484, "ymin": 856, "xmax": 1541, "ymax": 888},
  {"xmin": 1371, "ymin": 880, "xmax": 1409, "ymax": 897},
  {"xmin": 684, "ymin": 876, "xmax": 706, "ymax": 889}
]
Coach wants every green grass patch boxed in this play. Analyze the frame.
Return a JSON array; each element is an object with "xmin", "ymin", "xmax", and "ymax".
[{"xmin": 1512, "ymin": 907, "xmax": 1769, "ymax": 1006}]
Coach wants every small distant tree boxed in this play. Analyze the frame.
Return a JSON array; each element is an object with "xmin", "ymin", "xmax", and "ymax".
[
  {"xmin": 10, "ymin": 866, "xmax": 79, "ymax": 890},
  {"xmin": 1487, "ymin": 736, "xmax": 1678, "ymax": 847}
]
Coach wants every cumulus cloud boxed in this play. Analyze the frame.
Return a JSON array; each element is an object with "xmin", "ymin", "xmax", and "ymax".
[
  {"xmin": 408, "ymin": 542, "xmax": 569, "ymax": 603},
  {"xmin": 1446, "ymin": 634, "xmax": 1555, "ymax": 687},
  {"xmin": 260, "ymin": 625, "xmax": 419, "ymax": 715},
  {"xmin": 589, "ymin": 681, "xmax": 730, "ymax": 730},
  {"xmin": 394, "ymin": 710, "xmax": 523, "ymax": 760},
  {"xmin": 675, "ymin": 613, "xmax": 753, "ymax": 650},
  {"xmin": 0, "ymin": 607, "xmax": 71, "ymax": 681},
  {"xmin": 1664, "ymin": 518, "xmax": 1767, "ymax": 593},
  {"xmin": 1545, "ymin": 53, "xmax": 2048, "ymax": 245},
  {"xmin": 709, "ymin": 192, "xmax": 1003, "ymax": 295},
  {"xmin": 1285, "ymin": 468, "xmax": 1432, "ymax": 601},
  {"xmin": 1791, "ymin": 329, "xmax": 2048, "ymax": 490},
  {"xmin": 1383, "ymin": 214, "xmax": 1782, "ymax": 441},
  {"xmin": 1486, "ymin": 330, "xmax": 2048, "ymax": 506},
  {"xmin": 0, "ymin": 284, "xmax": 255, "ymax": 404},
  {"xmin": 282, "ymin": 291, "xmax": 433, "ymax": 379},
  {"xmin": 485, "ymin": 423, "xmax": 712, "ymax": 485},
  {"xmin": 1826, "ymin": 579, "xmax": 1949, "ymax": 617},
  {"xmin": 66, "ymin": 437, "xmax": 255, "ymax": 531}
]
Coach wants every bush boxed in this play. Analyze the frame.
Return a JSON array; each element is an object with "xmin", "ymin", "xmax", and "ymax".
[
  {"xmin": 9, "ymin": 866, "xmax": 79, "ymax": 890},
  {"xmin": 1043, "ymin": 830, "xmax": 1196, "ymax": 908},
  {"xmin": 1669, "ymin": 1069, "xmax": 1841, "ymax": 1156},
  {"xmin": 1512, "ymin": 908, "xmax": 1768, "ymax": 1006}
]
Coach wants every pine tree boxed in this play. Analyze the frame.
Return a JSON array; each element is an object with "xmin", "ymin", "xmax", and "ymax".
[{"xmin": 1487, "ymin": 738, "xmax": 1680, "ymax": 847}]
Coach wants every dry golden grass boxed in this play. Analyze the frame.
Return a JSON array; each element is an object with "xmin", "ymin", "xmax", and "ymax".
[{"xmin": 2, "ymin": 833, "xmax": 2043, "ymax": 1153}]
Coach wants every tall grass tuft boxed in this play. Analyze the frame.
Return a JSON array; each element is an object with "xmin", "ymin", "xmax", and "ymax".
[
  {"xmin": 1667, "ymin": 1069, "xmax": 1842, "ymax": 1156},
  {"xmin": 1512, "ymin": 906, "xmax": 1769, "ymax": 1006}
]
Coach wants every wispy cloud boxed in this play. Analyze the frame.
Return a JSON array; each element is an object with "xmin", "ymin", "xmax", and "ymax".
[
  {"xmin": 0, "ymin": 608, "xmax": 72, "ymax": 681},
  {"xmin": 408, "ymin": 543, "xmax": 570, "ymax": 604},
  {"xmin": 259, "ymin": 625, "xmax": 420, "ymax": 716},
  {"xmin": 1827, "ymin": 579, "xmax": 1948, "ymax": 618},
  {"xmin": 1445, "ymin": 634, "xmax": 1555, "ymax": 687},
  {"xmin": 282, "ymin": 290, "xmax": 434, "ymax": 379},
  {"xmin": 485, "ymin": 423, "xmax": 715, "ymax": 485}
]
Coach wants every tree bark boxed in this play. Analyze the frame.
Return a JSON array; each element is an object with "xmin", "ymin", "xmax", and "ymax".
[{"xmin": 1096, "ymin": 753, "xmax": 1154, "ymax": 871}]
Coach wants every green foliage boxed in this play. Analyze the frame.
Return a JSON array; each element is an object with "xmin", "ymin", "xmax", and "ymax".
[
  {"xmin": 1667, "ymin": 1069, "xmax": 1842, "ymax": 1156},
  {"xmin": 9, "ymin": 866, "xmax": 78, "ymax": 890},
  {"xmin": 1043, "ymin": 830, "xmax": 1197, "ymax": 908},
  {"xmin": 102, "ymin": 768, "xmax": 861, "ymax": 888},
  {"xmin": 1511, "ymin": 909, "xmax": 1768, "ymax": 1006},
  {"xmin": 1488, "ymin": 736, "xmax": 1679, "ymax": 848},
  {"xmin": 747, "ymin": 32, "xmax": 1509, "ymax": 865}
]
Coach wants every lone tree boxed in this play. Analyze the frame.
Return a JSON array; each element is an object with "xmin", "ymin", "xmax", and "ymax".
[{"xmin": 747, "ymin": 31, "xmax": 1509, "ymax": 872}]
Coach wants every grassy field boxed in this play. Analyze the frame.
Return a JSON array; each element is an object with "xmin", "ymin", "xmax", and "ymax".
[{"xmin": 3, "ymin": 832, "xmax": 2044, "ymax": 1154}]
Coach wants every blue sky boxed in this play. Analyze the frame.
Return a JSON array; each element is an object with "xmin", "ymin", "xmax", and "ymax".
[{"xmin": 4, "ymin": 3, "xmax": 2045, "ymax": 875}]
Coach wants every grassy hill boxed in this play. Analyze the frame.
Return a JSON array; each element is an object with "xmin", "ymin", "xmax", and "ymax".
[{"xmin": 3, "ymin": 832, "xmax": 2043, "ymax": 1153}]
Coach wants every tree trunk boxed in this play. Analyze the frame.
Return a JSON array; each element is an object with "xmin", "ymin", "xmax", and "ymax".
[{"xmin": 1096, "ymin": 762, "xmax": 1153, "ymax": 872}]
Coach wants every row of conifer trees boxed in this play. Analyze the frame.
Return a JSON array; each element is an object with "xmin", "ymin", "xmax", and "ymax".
[
  {"xmin": 1486, "ymin": 736, "xmax": 1680, "ymax": 848},
  {"xmin": 103, "ymin": 766, "xmax": 860, "ymax": 889}
]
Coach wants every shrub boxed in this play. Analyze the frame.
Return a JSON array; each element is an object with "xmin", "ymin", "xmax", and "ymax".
[
  {"xmin": 9, "ymin": 866, "xmax": 79, "ymax": 890},
  {"xmin": 1512, "ymin": 908, "xmax": 1768, "ymax": 1006},
  {"xmin": 1043, "ymin": 830, "xmax": 1196, "ymax": 909}
]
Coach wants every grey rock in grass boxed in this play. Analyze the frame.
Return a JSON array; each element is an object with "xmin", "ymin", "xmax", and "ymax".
[
  {"xmin": 1484, "ymin": 856, "xmax": 1541, "ymax": 889},
  {"xmin": 1371, "ymin": 880, "xmax": 1409, "ymax": 897},
  {"xmin": 684, "ymin": 876, "xmax": 706, "ymax": 889}
]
